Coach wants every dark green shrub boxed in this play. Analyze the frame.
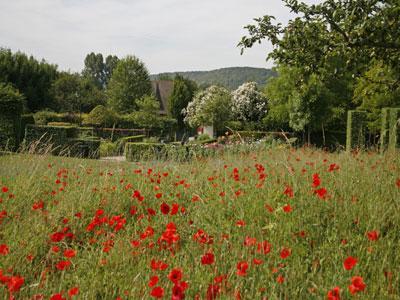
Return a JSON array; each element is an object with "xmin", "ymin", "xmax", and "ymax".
[
  {"xmin": 116, "ymin": 135, "xmax": 146, "ymax": 154},
  {"xmin": 17, "ymin": 114, "xmax": 35, "ymax": 145},
  {"xmin": 0, "ymin": 83, "xmax": 24, "ymax": 150},
  {"xmin": 47, "ymin": 122, "xmax": 72, "ymax": 127},
  {"xmin": 24, "ymin": 124, "xmax": 78, "ymax": 154},
  {"xmin": 380, "ymin": 108, "xmax": 390, "ymax": 153},
  {"xmin": 225, "ymin": 121, "xmax": 244, "ymax": 131},
  {"xmin": 189, "ymin": 138, "xmax": 217, "ymax": 145},
  {"xmin": 78, "ymin": 127, "xmax": 96, "ymax": 138},
  {"xmin": 346, "ymin": 110, "xmax": 367, "ymax": 152},
  {"xmin": 59, "ymin": 113, "xmax": 83, "ymax": 124},
  {"xmin": 67, "ymin": 138, "xmax": 100, "ymax": 159},
  {"xmin": 100, "ymin": 141, "xmax": 118, "ymax": 157},
  {"xmin": 33, "ymin": 110, "xmax": 60, "ymax": 125},
  {"xmin": 23, "ymin": 124, "xmax": 101, "ymax": 158},
  {"xmin": 388, "ymin": 108, "xmax": 400, "ymax": 152},
  {"xmin": 125, "ymin": 142, "xmax": 167, "ymax": 161},
  {"xmin": 83, "ymin": 105, "xmax": 119, "ymax": 127}
]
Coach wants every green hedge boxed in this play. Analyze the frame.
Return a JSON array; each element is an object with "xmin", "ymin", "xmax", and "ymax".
[
  {"xmin": 24, "ymin": 124, "xmax": 77, "ymax": 154},
  {"xmin": 116, "ymin": 135, "xmax": 146, "ymax": 154},
  {"xmin": 124, "ymin": 142, "xmax": 220, "ymax": 162},
  {"xmin": 17, "ymin": 114, "xmax": 35, "ymax": 146},
  {"xmin": 346, "ymin": 110, "xmax": 367, "ymax": 152},
  {"xmin": 47, "ymin": 122, "xmax": 72, "ymax": 126},
  {"xmin": 67, "ymin": 138, "xmax": 100, "ymax": 159},
  {"xmin": 24, "ymin": 125, "xmax": 100, "ymax": 158},
  {"xmin": 100, "ymin": 141, "xmax": 118, "ymax": 157},
  {"xmin": 380, "ymin": 108, "xmax": 390, "ymax": 153},
  {"xmin": 125, "ymin": 143, "xmax": 167, "ymax": 161},
  {"xmin": 388, "ymin": 108, "xmax": 400, "ymax": 152},
  {"xmin": 0, "ymin": 84, "xmax": 24, "ymax": 150}
]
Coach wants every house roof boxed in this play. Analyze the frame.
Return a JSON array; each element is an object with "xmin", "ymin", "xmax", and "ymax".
[{"xmin": 151, "ymin": 80, "xmax": 174, "ymax": 115}]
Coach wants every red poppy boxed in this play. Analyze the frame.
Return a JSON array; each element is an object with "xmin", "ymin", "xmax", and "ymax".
[
  {"xmin": 244, "ymin": 236, "xmax": 257, "ymax": 246},
  {"xmin": 201, "ymin": 253, "xmax": 215, "ymax": 265},
  {"xmin": 348, "ymin": 276, "xmax": 366, "ymax": 294},
  {"xmin": 314, "ymin": 188, "xmax": 327, "ymax": 199},
  {"xmin": 6, "ymin": 276, "xmax": 24, "ymax": 293},
  {"xmin": 32, "ymin": 200, "xmax": 44, "ymax": 210},
  {"xmin": 283, "ymin": 204, "xmax": 292, "ymax": 213},
  {"xmin": 396, "ymin": 178, "xmax": 400, "ymax": 188},
  {"xmin": 236, "ymin": 220, "xmax": 246, "ymax": 227},
  {"xmin": 68, "ymin": 287, "xmax": 79, "ymax": 297},
  {"xmin": 151, "ymin": 259, "xmax": 168, "ymax": 271},
  {"xmin": 328, "ymin": 164, "xmax": 340, "ymax": 172},
  {"xmin": 236, "ymin": 261, "xmax": 248, "ymax": 276},
  {"xmin": 63, "ymin": 249, "xmax": 76, "ymax": 258},
  {"xmin": 312, "ymin": 173, "xmax": 321, "ymax": 187},
  {"xmin": 55, "ymin": 260, "xmax": 71, "ymax": 271},
  {"xmin": 1, "ymin": 187, "xmax": 8, "ymax": 193},
  {"xmin": 276, "ymin": 275, "xmax": 285, "ymax": 284},
  {"xmin": 280, "ymin": 248, "xmax": 291, "ymax": 259},
  {"xmin": 0, "ymin": 244, "xmax": 9, "ymax": 256},
  {"xmin": 50, "ymin": 294, "xmax": 66, "ymax": 300},
  {"xmin": 150, "ymin": 286, "xmax": 164, "ymax": 298},
  {"xmin": 160, "ymin": 202, "xmax": 170, "ymax": 215},
  {"xmin": 207, "ymin": 284, "xmax": 221, "ymax": 300},
  {"xmin": 257, "ymin": 241, "xmax": 272, "ymax": 255},
  {"xmin": 327, "ymin": 286, "xmax": 340, "ymax": 300},
  {"xmin": 366, "ymin": 231, "xmax": 379, "ymax": 241},
  {"xmin": 343, "ymin": 256, "xmax": 357, "ymax": 270},
  {"xmin": 283, "ymin": 186, "xmax": 294, "ymax": 198},
  {"xmin": 168, "ymin": 268, "xmax": 183, "ymax": 284},
  {"xmin": 172, "ymin": 282, "xmax": 187, "ymax": 300},
  {"xmin": 148, "ymin": 276, "xmax": 159, "ymax": 287},
  {"xmin": 170, "ymin": 203, "xmax": 179, "ymax": 215}
]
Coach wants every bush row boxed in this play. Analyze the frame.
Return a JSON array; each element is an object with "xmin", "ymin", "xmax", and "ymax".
[
  {"xmin": 124, "ymin": 142, "xmax": 222, "ymax": 162},
  {"xmin": 24, "ymin": 125, "xmax": 100, "ymax": 158}
]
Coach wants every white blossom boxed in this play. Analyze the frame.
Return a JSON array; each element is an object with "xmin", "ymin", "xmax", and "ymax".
[
  {"xmin": 183, "ymin": 85, "xmax": 231, "ymax": 127},
  {"xmin": 231, "ymin": 82, "xmax": 268, "ymax": 122}
]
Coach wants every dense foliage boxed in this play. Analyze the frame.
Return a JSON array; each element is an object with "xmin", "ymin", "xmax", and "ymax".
[
  {"xmin": 0, "ymin": 48, "xmax": 58, "ymax": 112},
  {"xmin": 168, "ymin": 75, "xmax": 197, "ymax": 130},
  {"xmin": 52, "ymin": 72, "xmax": 105, "ymax": 113},
  {"xmin": 107, "ymin": 56, "xmax": 152, "ymax": 114},
  {"xmin": 0, "ymin": 83, "xmax": 24, "ymax": 149},
  {"xmin": 240, "ymin": 0, "xmax": 400, "ymax": 143},
  {"xmin": 82, "ymin": 52, "xmax": 119, "ymax": 89}
]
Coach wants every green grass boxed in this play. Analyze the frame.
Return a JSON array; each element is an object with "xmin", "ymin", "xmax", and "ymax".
[{"xmin": 0, "ymin": 147, "xmax": 399, "ymax": 299}]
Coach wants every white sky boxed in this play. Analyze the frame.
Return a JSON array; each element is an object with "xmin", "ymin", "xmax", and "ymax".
[{"xmin": 0, "ymin": 0, "xmax": 321, "ymax": 74}]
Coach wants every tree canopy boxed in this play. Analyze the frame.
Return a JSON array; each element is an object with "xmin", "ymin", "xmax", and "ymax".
[
  {"xmin": 0, "ymin": 48, "xmax": 58, "ymax": 112},
  {"xmin": 239, "ymin": 0, "xmax": 400, "ymax": 142},
  {"xmin": 168, "ymin": 75, "xmax": 197, "ymax": 130},
  {"xmin": 106, "ymin": 56, "xmax": 152, "ymax": 114},
  {"xmin": 82, "ymin": 52, "xmax": 119, "ymax": 89}
]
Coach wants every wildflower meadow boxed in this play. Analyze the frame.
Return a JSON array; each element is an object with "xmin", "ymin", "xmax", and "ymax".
[{"xmin": 0, "ymin": 148, "xmax": 399, "ymax": 299}]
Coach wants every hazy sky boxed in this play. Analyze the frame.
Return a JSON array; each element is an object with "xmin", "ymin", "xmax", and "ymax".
[{"xmin": 0, "ymin": 0, "xmax": 321, "ymax": 74}]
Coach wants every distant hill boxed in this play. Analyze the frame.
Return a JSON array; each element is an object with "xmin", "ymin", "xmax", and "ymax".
[{"xmin": 150, "ymin": 67, "xmax": 276, "ymax": 90}]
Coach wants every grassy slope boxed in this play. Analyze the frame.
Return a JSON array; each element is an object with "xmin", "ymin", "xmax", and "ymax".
[{"xmin": 0, "ymin": 149, "xmax": 399, "ymax": 299}]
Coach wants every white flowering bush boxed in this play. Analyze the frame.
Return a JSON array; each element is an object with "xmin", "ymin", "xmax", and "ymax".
[
  {"xmin": 231, "ymin": 82, "xmax": 268, "ymax": 122},
  {"xmin": 183, "ymin": 85, "xmax": 232, "ymax": 131}
]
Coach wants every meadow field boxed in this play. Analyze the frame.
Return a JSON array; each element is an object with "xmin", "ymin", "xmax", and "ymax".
[{"xmin": 0, "ymin": 148, "xmax": 399, "ymax": 299}]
